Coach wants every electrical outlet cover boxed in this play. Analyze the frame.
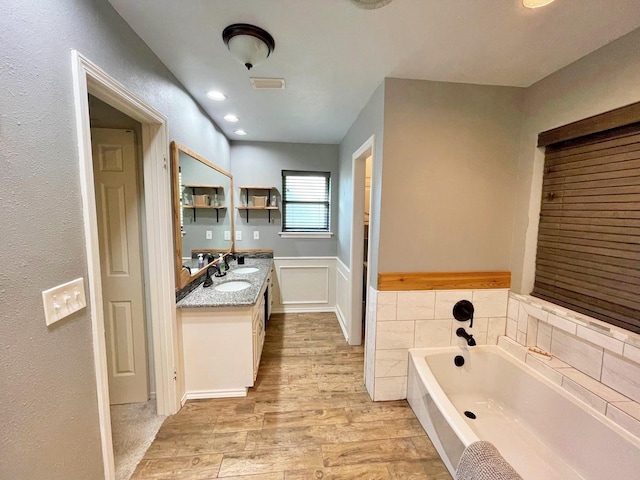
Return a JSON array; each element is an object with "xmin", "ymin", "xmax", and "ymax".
[
  {"xmin": 206, "ymin": 230, "xmax": 213, "ymax": 239},
  {"xmin": 235, "ymin": 231, "xmax": 242, "ymax": 241},
  {"xmin": 224, "ymin": 230, "xmax": 231, "ymax": 240},
  {"xmin": 253, "ymin": 230, "xmax": 260, "ymax": 240}
]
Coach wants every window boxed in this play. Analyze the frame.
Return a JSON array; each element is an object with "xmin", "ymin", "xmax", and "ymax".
[
  {"xmin": 533, "ymin": 122, "xmax": 640, "ymax": 334},
  {"xmin": 281, "ymin": 170, "xmax": 331, "ymax": 233}
]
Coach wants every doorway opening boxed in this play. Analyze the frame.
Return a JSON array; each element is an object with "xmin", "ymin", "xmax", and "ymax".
[
  {"xmin": 72, "ymin": 51, "xmax": 179, "ymax": 480},
  {"xmin": 88, "ymin": 96, "xmax": 166, "ymax": 479},
  {"xmin": 349, "ymin": 135, "xmax": 375, "ymax": 347}
]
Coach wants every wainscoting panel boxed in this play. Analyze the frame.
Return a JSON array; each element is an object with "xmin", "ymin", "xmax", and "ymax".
[
  {"xmin": 335, "ymin": 258, "xmax": 351, "ymax": 342},
  {"xmin": 273, "ymin": 257, "xmax": 336, "ymax": 313}
]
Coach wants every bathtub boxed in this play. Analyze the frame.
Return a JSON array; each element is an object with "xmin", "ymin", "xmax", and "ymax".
[{"xmin": 407, "ymin": 345, "xmax": 640, "ymax": 479}]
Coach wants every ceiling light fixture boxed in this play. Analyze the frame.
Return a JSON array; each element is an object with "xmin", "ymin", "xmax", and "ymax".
[
  {"xmin": 224, "ymin": 114, "xmax": 239, "ymax": 123},
  {"xmin": 222, "ymin": 23, "xmax": 275, "ymax": 70},
  {"xmin": 349, "ymin": 0, "xmax": 393, "ymax": 9},
  {"xmin": 206, "ymin": 90, "xmax": 227, "ymax": 101},
  {"xmin": 523, "ymin": 0, "xmax": 555, "ymax": 8},
  {"xmin": 234, "ymin": 129, "xmax": 248, "ymax": 136}
]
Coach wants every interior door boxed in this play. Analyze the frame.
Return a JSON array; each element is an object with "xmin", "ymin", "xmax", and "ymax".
[{"xmin": 92, "ymin": 128, "xmax": 148, "ymax": 405}]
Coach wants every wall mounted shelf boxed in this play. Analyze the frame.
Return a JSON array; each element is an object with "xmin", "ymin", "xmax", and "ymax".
[
  {"xmin": 183, "ymin": 184, "xmax": 225, "ymax": 222},
  {"xmin": 238, "ymin": 186, "xmax": 278, "ymax": 222}
]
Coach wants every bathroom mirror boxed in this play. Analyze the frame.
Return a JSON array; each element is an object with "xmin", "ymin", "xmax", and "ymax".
[{"xmin": 171, "ymin": 141, "xmax": 234, "ymax": 290}]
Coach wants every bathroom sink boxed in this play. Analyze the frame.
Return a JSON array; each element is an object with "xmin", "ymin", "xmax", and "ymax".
[
  {"xmin": 233, "ymin": 267, "xmax": 259, "ymax": 274},
  {"xmin": 214, "ymin": 281, "xmax": 251, "ymax": 292}
]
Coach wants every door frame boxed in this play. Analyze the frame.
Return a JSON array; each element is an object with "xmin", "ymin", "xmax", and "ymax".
[
  {"xmin": 349, "ymin": 135, "xmax": 375, "ymax": 345},
  {"xmin": 71, "ymin": 51, "xmax": 179, "ymax": 480}
]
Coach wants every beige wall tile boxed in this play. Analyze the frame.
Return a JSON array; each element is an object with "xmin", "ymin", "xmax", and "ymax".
[
  {"xmin": 577, "ymin": 326, "xmax": 624, "ymax": 355},
  {"xmin": 525, "ymin": 354, "xmax": 563, "ymax": 386},
  {"xmin": 396, "ymin": 291, "xmax": 436, "ymax": 320},
  {"xmin": 623, "ymin": 343, "xmax": 640, "ymax": 364},
  {"xmin": 414, "ymin": 320, "xmax": 452, "ymax": 348},
  {"xmin": 561, "ymin": 376, "xmax": 607, "ymax": 414},
  {"xmin": 434, "ymin": 290, "xmax": 469, "ymax": 319},
  {"xmin": 516, "ymin": 330, "xmax": 527, "ymax": 346},
  {"xmin": 472, "ymin": 289, "xmax": 509, "ymax": 318},
  {"xmin": 557, "ymin": 368, "xmax": 628, "ymax": 403},
  {"xmin": 548, "ymin": 313, "xmax": 577, "ymax": 335},
  {"xmin": 376, "ymin": 321, "xmax": 415, "ymax": 350},
  {"xmin": 377, "ymin": 291, "xmax": 397, "ymax": 321},
  {"xmin": 375, "ymin": 349, "xmax": 409, "ymax": 378},
  {"xmin": 536, "ymin": 321, "xmax": 552, "ymax": 353},
  {"xmin": 550, "ymin": 329, "xmax": 603, "ymax": 379},
  {"xmin": 517, "ymin": 307, "xmax": 528, "ymax": 333},
  {"xmin": 606, "ymin": 403, "xmax": 640, "ymax": 438},
  {"xmin": 601, "ymin": 352, "xmax": 640, "ymax": 403},
  {"xmin": 374, "ymin": 376, "xmax": 408, "ymax": 402},
  {"xmin": 526, "ymin": 316, "xmax": 538, "ymax": 347},
  {"xmin": 487, "ymin": 317, "xmax": 506, "ymax": 345},
  {"xmin": 506, "ymin": 318, "xmax": 517, "ymax": 340},
  {"xmin": 507, "ymin": 297, "xmax": 519, "ymax": 320},
  {"xmin": 521, "ymin": 303, "xmax": 548, "ymax": 323},
  {"xmin": 498, "ymin": 336, "xmax": 527, "ymax": 363}
]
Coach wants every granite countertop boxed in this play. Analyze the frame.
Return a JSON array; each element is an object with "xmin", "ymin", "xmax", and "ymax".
[{"xmin": 177, "ymin": 258, "xmax": 272, "ymax": 308}]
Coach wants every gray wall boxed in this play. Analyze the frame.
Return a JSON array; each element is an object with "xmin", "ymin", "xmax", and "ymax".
[
  {"xmin": 378, "ymin": 78, "xmax": 525, "ymax": 273},
  {"xmin": 510, "ymin": 26, "xmax": 640, "ymax": 294},
  {"xmin": 337, "ymin": 82, "xmax": 385, "ymax": 285},
  {"xmin": 0, "ymin": 1, "xmax": 228, "ymax": 479},
  {"xmin": 230, "ymin": 141, "xmax": 339, "ymax": 257}
]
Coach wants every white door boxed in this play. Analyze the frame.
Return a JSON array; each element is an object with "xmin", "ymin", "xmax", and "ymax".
[{"xmin": 92, "ymin": 128, "xmax": 148, "ymax": 405}]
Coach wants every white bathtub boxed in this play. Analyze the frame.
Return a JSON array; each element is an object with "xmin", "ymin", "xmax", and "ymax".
[{"xmin": 407, "ymin": 345, "xmax": 640, "ymax": 479}]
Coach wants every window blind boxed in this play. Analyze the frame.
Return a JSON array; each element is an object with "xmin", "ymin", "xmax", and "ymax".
[
  {"xmin": 533, "ymin": 123, "xmax": 640, "ymax": 334},
  {"xmin": 282, "ymin": 170, "xmax": 330, "ymax": 231}
]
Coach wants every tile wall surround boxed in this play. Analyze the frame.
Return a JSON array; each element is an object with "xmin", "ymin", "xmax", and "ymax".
[
  {"xmin": 505, "ymin": 293, "xmax": 640, "ymax": 439},
  {"xmin": 365, "ymin": 287, "xmax": 509, "ymax": 402}
]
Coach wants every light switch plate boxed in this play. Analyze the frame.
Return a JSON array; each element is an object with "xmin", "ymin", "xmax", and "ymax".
[
  {"xmin": 206, "ymin": 230, "xmax": 213, "ymax": 239},
  {"xmin": 42, "ymin": 277, "xmax": 87, "ymax": 326},
  {"xmin": 253, "ymin": 230, "xmax": 260, "ymax": 240},
  {"xmin": 235, "ymin": 231, "xmax": 242, "ymax": 241},
  {"xmin": 224, "ymin": 230, "xmax": 231, "ymax": 240}
]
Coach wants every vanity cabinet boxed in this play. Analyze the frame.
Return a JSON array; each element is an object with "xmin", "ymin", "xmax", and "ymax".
[{"xmin": 178, "ymin": 265, "xmax": 271, "ymax": 399}]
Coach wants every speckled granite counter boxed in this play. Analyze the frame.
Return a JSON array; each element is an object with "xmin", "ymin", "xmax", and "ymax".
[{"xmin": 176, "ymin": 258, "xmax": 272, "ymax": 308}]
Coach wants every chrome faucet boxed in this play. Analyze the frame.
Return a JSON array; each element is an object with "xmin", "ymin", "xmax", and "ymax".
[{"xmin": 456, "ymin": 327, "xmax": 476, "ymax": 346}]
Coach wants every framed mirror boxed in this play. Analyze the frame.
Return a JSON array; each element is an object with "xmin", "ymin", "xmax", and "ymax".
[{"xmin": 171, "ymin": 141, "xmax": 234, "ymax": 290}]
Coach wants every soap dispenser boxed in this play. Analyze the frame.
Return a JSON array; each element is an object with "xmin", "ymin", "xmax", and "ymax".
[
  {"xmin": 198, "ymin": 253, "xmax": 204, "ymax": 269},
  {"xmin": 218, "ymin": 253, "xmax": 225, "ymax": 273}
]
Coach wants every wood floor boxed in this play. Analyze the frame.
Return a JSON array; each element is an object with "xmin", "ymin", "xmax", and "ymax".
[{"xmin": 131, "ymin": 312, "xmax": 451, "ymax": 479}]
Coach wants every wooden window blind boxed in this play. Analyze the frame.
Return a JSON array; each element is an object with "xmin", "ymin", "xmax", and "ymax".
[
  {"xmin": 281, "ymin": 170, "xmax": 331, "ymax": 232},
  {"xmin": 533, "ymin": 123, "xmax": 640, "ymax": 334}
]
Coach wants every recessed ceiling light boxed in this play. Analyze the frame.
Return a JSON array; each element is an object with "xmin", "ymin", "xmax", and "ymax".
[
  {"xmin": 224, "ymin": 114, "xmax": 240, "ymax": 123},
  {"xmin": 206, "ymin": 90, "xmax": 227, "ymax": 101},
  {"xmin": 234, "ymin": 129, "xmax": 248, "ymax": 136},
  {"xmin": 523, "ymin": 0, "xmax": 555, "ymax": 8}
]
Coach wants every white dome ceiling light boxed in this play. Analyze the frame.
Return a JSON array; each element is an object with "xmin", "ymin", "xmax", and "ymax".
[
  {"xmin": 523, "ymin": 0, "xmax": 555, "ymax": 8},
  {"xmin": 222, "ymin": 24, "xmax": 275, "ymax": 70},
  {"xmin": 349, "ymin": 0, "xmax": 394, "ymax": 9}
]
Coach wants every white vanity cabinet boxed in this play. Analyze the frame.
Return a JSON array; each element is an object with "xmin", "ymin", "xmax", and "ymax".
[{"xmin": 178, "ymin": 266, "xmax": 271, "ymax": 399}]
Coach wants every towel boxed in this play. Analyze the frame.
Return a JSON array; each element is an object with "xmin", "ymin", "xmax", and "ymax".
[{"xmin": 455, "ymin": 441, "xmax": 523, "ymax": 480}]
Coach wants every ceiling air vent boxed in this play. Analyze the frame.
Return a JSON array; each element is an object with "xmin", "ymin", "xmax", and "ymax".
[{"xmin": 250, "ymin": 77, "xmax": 286, "ymax": 90}]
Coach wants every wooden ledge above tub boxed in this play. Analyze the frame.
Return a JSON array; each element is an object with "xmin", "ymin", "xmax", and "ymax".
[{"xmin": 378, "ymin": 271, "xmax": 511, "ymax": 291}]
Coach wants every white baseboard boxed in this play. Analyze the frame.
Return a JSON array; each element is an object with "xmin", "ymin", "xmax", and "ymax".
[
  {"xmin": 335, "ymin": 305, "xmax": 349, "ymax": 343},
  {"xmin": 272, "ymin": 306, "xmax": 336, "ymax": 314},
  {"xmin": 184, "ymin": 388, "xmax": 248, "ymax": 400},
  {"xmin": 180, "ymin": 391, "xmax": 188, "ymax": 407},
  {"xmin": 149, "ymin": 391, "xmax": 156, "ymax": 402}
]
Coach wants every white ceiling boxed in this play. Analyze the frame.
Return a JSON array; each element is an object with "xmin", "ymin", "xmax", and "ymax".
[{"xmin": 108, "ymin": 0, "xmax": 640, "ymax": 144}]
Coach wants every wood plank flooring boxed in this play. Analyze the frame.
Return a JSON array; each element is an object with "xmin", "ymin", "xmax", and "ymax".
[{"xmin": 131, "ymin": 312, "xmax": 451, "ymax": 479}]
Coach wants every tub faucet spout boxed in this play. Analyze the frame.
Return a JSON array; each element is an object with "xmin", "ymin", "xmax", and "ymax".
[{"xmin": 456, "ymin": 327, "xmax": 476, "ymax": 346}]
